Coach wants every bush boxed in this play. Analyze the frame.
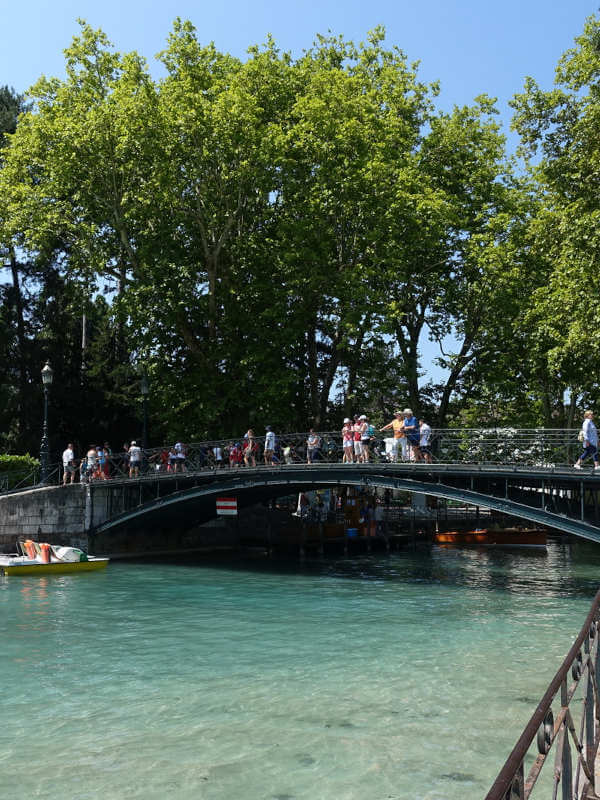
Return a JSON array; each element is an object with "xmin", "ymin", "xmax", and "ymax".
[{"xmin": 0, "ymin": 454, "xmax": 40, "ymax": 489}]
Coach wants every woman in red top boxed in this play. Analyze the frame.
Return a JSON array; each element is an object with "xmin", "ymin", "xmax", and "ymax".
[
  {"xmin": 342, "ymin": 418, "xmax": 354, "ymax": 463},
  {"xmin": 229, "ymin": 443, "xmax": 243, "ymax": 468},
  {"xmin": 353, "ymin": 416, "xmax": 364, "ymax": 463}
]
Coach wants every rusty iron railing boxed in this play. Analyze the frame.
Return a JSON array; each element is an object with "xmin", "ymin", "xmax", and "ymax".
[{"xmin": 485, "ymin": 589, "xmax": 600, "ymax": 800}]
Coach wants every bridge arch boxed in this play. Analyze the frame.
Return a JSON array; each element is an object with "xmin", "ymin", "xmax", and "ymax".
[{"xmin": 93, "ymin": 467, "xmax": 600, "ymax": 544}]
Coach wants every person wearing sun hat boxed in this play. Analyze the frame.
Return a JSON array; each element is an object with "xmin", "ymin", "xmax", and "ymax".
[
  {"xmin": 352, "ymin": 415, "xmax": 365, "ymax": 462},
  {"xmin": 342, "ymin": 417, "xmax": 354, "ymax": 463},
  {"xmin": 379, "ymin": 410, "xmax": 405, "ymax": 462},
  {"xmin": 402, "ymin": 408, "xmax": 421, "ymax": 461}
]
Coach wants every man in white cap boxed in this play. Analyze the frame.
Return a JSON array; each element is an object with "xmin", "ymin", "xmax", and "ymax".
[
  {"xmin": 342, "ymin": 418, "xmax": 354, "ymax": 463},
  {"xmin": 128, "ymin": 440, "xmax": 142, "ymax": 478},
  {"xmin": 352, "ymin": 415, "xmax": 364, "ymax": 463},
  {"xmin": 358, "ymin": 415, "xmax": 371, "ymax": 463}
]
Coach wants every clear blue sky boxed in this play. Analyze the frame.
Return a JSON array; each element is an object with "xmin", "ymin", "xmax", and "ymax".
[
  {"xmin": 2, "ymin": 0, "xmax": 597, "ymax": 382},
  {"xmin": 3, "ymin": 0, "xmax": 596, "ymax": 143}
]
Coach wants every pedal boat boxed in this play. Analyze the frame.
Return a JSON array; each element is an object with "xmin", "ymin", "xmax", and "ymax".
[{"xmin": 0, "ymin": 542, "xmax": 109, "ymax": 576}]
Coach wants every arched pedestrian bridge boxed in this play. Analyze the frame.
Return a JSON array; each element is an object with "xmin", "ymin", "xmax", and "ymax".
[
  {"xmin": 84, "ymin": 461, "xmax": 600, "ymax": 543},
  {"xmin": 3, "ymin": 428, "xmax": 600, "ymax": 549}
]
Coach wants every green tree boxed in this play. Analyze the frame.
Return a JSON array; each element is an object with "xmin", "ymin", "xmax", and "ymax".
[{"xmin": 509, "ymin": 13, "xmax": 600, "ymax": 417}]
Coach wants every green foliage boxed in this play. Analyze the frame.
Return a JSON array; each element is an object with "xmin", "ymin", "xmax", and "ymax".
[
  {"xmin": 0, "ymin": 454, "xmax": 40, "ymax": 488},
  {"xmin": 0, "ymin": 454, "xmax": 39, "ymax": 471},
  {"xmin": 7, "ymin": 16, "xmax": 600, "ymax": 446},
  {"xmin": 505, "ymin": 12, "xmax": 600, "ymax": 421}
]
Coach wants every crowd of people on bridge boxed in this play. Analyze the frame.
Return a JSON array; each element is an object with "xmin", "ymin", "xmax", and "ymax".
[
  {"xmin": 59, "ymin": 409, "xmax": 434, "ymax": 484},
  {"xmin": 60, "ymin": 409, "xmax": 599, "ymax": 484}
]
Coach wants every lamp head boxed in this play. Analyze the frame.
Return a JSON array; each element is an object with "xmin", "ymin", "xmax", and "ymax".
[{"xmin": 41, "ymin": 361, "xmax": 53, "ymax": 386}]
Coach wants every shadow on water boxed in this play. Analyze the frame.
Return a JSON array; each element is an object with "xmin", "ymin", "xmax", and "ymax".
[{"xmin": 122, "ymin": 533, "xmax": 600, "ymax": 600}]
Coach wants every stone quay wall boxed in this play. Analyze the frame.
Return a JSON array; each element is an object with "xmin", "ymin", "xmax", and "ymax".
[
  {"xmin": 0, "ymin": 485, "xmax": 88, "ymax": 553},
  {"xmin": 0, "ymin": 483, "xmax": 236, "ymax": 555}
]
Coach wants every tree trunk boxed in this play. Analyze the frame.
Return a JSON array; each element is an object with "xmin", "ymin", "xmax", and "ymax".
[
  {"xmin": 207, "ymin": 255, "xmax": 217, "ymax": 341},
  {"xmin": 9, "ymin": 249, "xmax": 27, "ymax": 439},
  {"xmin": 395, "ymin": 327, "xmax": 421, "ymax": 415},
  {"xmin": 436, "ymin": 335, "xmax": 477, "ymax": 428},
  {"xmin": 307, "ymin": 323, "xmax": 320, "ymax": 424}
]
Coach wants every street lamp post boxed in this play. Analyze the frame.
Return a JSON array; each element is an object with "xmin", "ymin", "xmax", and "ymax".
[
  {"xmin": 140, "ymin": 371, "xmax": 149, "ymax": 454},
  {"xmin": 40, "ymin": 361, "xmax": 54, "ymax": 484}
]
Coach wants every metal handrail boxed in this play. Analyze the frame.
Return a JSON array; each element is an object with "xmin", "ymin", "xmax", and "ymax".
[
  {"xmin": 0, "ymin": 428, "xmax": 586, "ymax": 495},
  {"xmin": 485, "ymin": 589, "xmax": 600, "ymax": 799}
]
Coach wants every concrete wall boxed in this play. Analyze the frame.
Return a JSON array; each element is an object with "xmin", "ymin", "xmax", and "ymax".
[
  {"xmin": 0, "ymin": 485, "xmax": 88, "ymax": 553},
  {"xmin": 0, "ymin": 483, "xmax": 238, "ymax": 555}
]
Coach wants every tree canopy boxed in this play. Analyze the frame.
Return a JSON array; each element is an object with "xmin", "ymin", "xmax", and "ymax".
[{"xmin": 2, "ymin": 16, "xmax": 599, "ymax": 455}]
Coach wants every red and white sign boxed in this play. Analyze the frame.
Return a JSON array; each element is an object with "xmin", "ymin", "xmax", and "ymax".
[{"xmin": 216, "ymin": 497, "xmax": 238, "ymax": 516}]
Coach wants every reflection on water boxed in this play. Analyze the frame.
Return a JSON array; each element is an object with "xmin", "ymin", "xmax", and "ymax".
[{"xmin": 1, "ymin": 534, "xmax": 598, "ymax": 800}]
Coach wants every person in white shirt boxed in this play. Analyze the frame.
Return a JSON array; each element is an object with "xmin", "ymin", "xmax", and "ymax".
[
  {"xmin": 62, "ymin": 443, "xmax": 75, "ymax": 485},
  {"xmin": 574, "ymin": 410, "xmax": 600, "ymax": 470},
  {"xmin": 128, "ymin": 441, "xmax": 142, "ymax": 478},
  {"xmin": 264, "ymin": 426, "xmax": 276, "ymax": 465},
  {"xmin": 174, "ymin": 441, "xmax": 186, "ymax": 473},
  {"xmin": 419, "ymin": 419, "xmax": 433, "ymax": 464}
]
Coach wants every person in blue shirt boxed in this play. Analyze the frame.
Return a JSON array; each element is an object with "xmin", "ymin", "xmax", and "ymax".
[
  {"xmin": 574, "ymin": 410, "xmax": 600, "ymax": 469},
  {"xmin": 402, "ymin": 408, "xmax": 421, "ymax": 461}
]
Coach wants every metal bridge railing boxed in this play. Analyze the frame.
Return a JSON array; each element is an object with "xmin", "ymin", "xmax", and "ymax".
[
  {"xmin": 0, "ymin": 428, "xmax": 585, "ymax": 494},
  {"xmin": 485, "ymin": 589, "xmax": 600, "ymax": 800},
  {"xmin": 133, "ymin": 428, "xmax": 582, "ymax": 473}
]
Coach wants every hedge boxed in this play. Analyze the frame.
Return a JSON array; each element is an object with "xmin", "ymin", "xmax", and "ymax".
[{"xmin": 0, "ymin": 454, "xmax": 41, "ymax": 489}]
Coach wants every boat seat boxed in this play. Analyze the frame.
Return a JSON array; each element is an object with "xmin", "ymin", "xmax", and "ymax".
[{"xmin": 50, "ymin": 546, "xmax": 67, "ymax": 562}]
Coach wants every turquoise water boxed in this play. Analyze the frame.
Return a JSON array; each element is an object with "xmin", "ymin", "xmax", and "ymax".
[{"xmin": 2, "ymin": 538, "xmax": 600, "ymax": 800}]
